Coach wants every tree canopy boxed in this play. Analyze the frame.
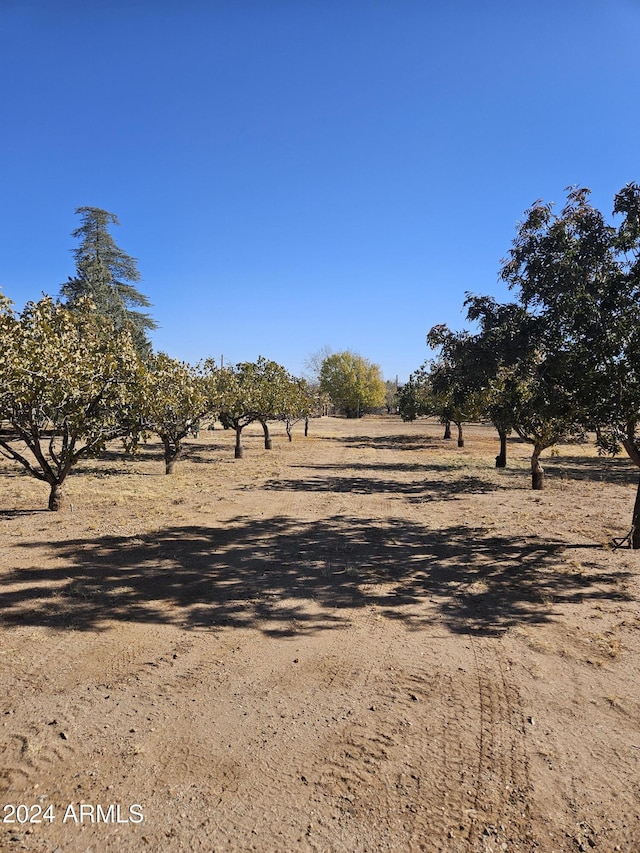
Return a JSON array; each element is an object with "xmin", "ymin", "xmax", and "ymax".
[
  {"xmin": 498, "ymin": 182, "xmax": 640, "ymax": 522},
  {"xmin": 319, "ymin": 351, "xmax": 386, "ymax": 417},
  {"xmin": 216, "ymin": 357, "xmax": 312, "ymax": 457},
  {"xmin": 0, "ymin": 296, "xmax": 143, "ymax": 509},
  {"xmin": 140, "ymin": 353, "xmax": 217, "ymax": 474},
  {"xmin": 61, "ymin": 206, "xmax": 157, "ymax": 357}
]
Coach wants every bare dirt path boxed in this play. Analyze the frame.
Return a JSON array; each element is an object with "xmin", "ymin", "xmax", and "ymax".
[{"xmin": 0, "ymin": 416, "xmax": 639, "ymax": 852}]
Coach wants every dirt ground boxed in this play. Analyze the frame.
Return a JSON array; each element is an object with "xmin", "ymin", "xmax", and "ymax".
[{"xmin": 0, "ymin": 415, "xmax": 639, "ymax": 853}]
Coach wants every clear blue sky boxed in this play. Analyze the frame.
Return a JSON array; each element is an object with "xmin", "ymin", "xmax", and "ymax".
[{"xmin": 2, "ymin": 0, "xmax": 639, "ymax": 382}]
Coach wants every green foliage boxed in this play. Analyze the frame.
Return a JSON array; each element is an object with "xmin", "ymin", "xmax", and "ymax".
[
  {"xmin": 61, "ymin": 206, "xmax": 157, "ymax": 358},
  {"xmin": 216, "ymin": 357, "xmax": 305, "ymax": 422},
  {"xmin": 462, "ymin": 295, "xmax": 535, "ymax": 437},
  {"xmin": 397, "ymin": 367, "xmax": 434, "ymax": 422},
  {"xmin": 215, "ymin": 357, "xmax": 312, "ymax": 456},
  {"xmin": 426, "ymin": 325, "xmax": 486, "ymax": 427},
  {"xmin": 0, "ymin": 296, "xmax": 144, "ymax": 509},
  {"xmin": 399, "ymin": 328, "xmax": 485, "ymax": 434},
  {"xmin": 319, "ymin": 351, "xmax": 386, "ymax": 417},
  {"xmin": 500, "ymin": 184, "xmax": 640, "ymax": 459},
  {"xmin": 140, "ymin": 353, "xmax": 216, "ymax": 473}
]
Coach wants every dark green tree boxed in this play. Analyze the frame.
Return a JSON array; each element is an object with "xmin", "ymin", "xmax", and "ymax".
[
  {"xmin": 399, "ymin": 329, "xmax": 485, "ymax": 445},
  {"xmin": 426, "ymin": 325, "xmax": 487, "ymax": 448},
  {"xmin": 403, "ymin": 303, "xmax": 580, "ymax": 484},
  {"xmin": 500, "ymin": 183, "xmax": 640, "ymax": 535},
  {"xmin": 61, "ymin": 206, "xmax": 157, "ymax": 357},
  {"xmin": 397, "ymin": 365, "xmax": 434, "ymax": 423},
  {"xmin": 464, "ymin": 296, "xmax": 536, "ymax": 468}
]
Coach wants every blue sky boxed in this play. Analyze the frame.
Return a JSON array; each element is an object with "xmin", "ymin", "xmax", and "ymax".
[{"xmin": 2, "ymin": 0, "xmax": 640, "ymax": 382}]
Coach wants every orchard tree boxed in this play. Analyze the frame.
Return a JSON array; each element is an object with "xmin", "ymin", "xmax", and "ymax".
[
  {"xmin": 397, "ymin": 363, "xmax": 455, "ymax": 440},
  {"xmin": 281, "ymin": 378, "xmax": 315, "ymax": 441},
  {"xmin": 216, "ymin": 357, "xmax": 307, "ymax": 458},
  {"xmin": 141, "ymin": 353, "xmax": 217, "ymax": 474},
  {"xmin": 403, "ymin": 302, "xmax": 580, "ymax": 483},
  {"xmin": 462, "ymin": 294, "xmax": 583, "ymax": 487},
  {"xmin": 499, "ymin": 355, "xmax": 583, "ymax": 489},
  {"xmin": 400, "ymin": 329, "xmax": 484, "ymax": 444},
  {"xmin": 319, "ymin": 351, "xmax": 386, "ymax": 417},
  {"xmin": 61, "ymin": 206, "xmax": 157, "ymax": 357},
  {"xmin": 426, "ymin": 325, "xmax": 486, "ymax": 447},
  {"xmin": 500, "ymin": 183, "xmax": 640, "ymax": 531},
  {"xmin": 0, "ymin": 296, "xmax": 143, "ymax": 510},
  {"xmin": 464, "ymin": 296, "xmax": 534, "ymax": 468},
  {"xmin": 248, "ymin": 359, "xmax": 310, "ymax": 450},
  {"xmin": 216, "ymin": 365, "xmax": 257, "ymax": 458},
  {"xmin": 398, "ymin": 365, "xmax": 434, "ymax": 423}
]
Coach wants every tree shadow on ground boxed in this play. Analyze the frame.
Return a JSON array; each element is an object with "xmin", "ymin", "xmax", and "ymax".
[
  {"xmin": 545, "ymin": 455, "xmax": 639, "ymax": 487},
  {"xmin": 183, "ymin": 444, "xmax": 239, "ymax": 464},
  {"xmin": 71, "ymin": 446, "xmax": 162, "ymax": 476},
  {"xmin": 0, "ymin": 509, "xmax": 47, "ymax": 518},
  {"xmin": 328, "ymin": 433, "xmax": 448, "ymax": 451},
  {"xmin": 289, "ymin": 461, "xmax": 473, "ymax": 474},
  {"xmin": 74, "ymin": 441, "xmax": 237, "ymax": 475},
  {"xmin": 265, "ymin": 469, "xmax": 510, "ymax": 500},
  {"xmin": 2, "ymin": 517, "xmax": 631, "ymax": 637},
  {"xmin": 289, "ymin": 460, "xmax": 527, "ymax": 482}
]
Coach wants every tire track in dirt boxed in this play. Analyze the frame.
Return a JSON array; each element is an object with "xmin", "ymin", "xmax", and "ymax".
[
  {"xmin": 228, "ymin": 432, "xmax": 425, "ymax": 849},
  {"xmin": 84, "ymin": 472, "xmax": 321, "ymax": 824},
  {"xmin": 464, "ymin": 636, "xmax": 534, "ymax": 851},
  {"xmin": 0, "ymin": 423, "xmax": 537, "ymax": 850},
  {"xmin": 0, "ymin": 630, "xmax": 80, "ymax": 798},
  {"xmin": 278, "ymin": 426, "xmax": 536, "ymax": 850},
  {"xmin": 382, "ymin": 438, "xmax": 536, "ymax": 849},
  {"xmin": 0, "ymin": 629, "xmax": 79, "ymax": 697},
  {"xmin": 0, "ymin": 706, "xmax": 77, "ymax": 800},
  {"xmin": 0, "ymin": 624, "xmax": 178, "ymax": 699},
  {"xmin": 296, "ymin": 434, "xmax": 446, "ymax": 849},
  {"xmin": 149, "ymin": 526, "xmax": 416, "ymax": 853},
  {"xmin": 192, "ymin": 597, "xmax": 398, "ymax": 848},
  {"xmin": 0, "ymin": 627, "xmax": 204, "ymax": 806},
  {"xmin": 310, "ymin": 652, "xmax": 465, "ymax": 851},
  {"xmin": 306, "ymin": 636, "xmax": 534, "ymax": 852},
  {"xmin": 179, "ymin": 426, "xmax": 537, "ymax": 850}
]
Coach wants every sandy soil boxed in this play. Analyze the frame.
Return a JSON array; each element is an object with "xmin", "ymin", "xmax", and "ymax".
[{"xmin": 0, "ymin": 415, "xmax": 639, "ymax": 853}]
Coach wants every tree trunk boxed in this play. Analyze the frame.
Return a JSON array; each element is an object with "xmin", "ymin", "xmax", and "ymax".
[
  {"xmin": 621, "ymin": 441, "xmax": 640, "ymax": 548},
  {"xmin": 163, "ymin": 438, "xmax": 181, "ymax": 474},
  {"xmin": 443, "ymin": 420, "xmax": 451, "ymax": 440},
  {"xmin": 631, "ymin": 475, "xmax": 640, "ymax": 549},
  {"xmin": 456, "ymin": 422, "xmax": 464, "ymax": 448},
  {"xmin": 261, "ymin": 419, "xmax": 272, "ymax": 450},
  {"xmin": 304, "ymin": 417, "xmax": 309, "ymax": 437},
  {"xmin": 48, "ymin": 481, "xmax": 65, "ymax": 511},
  {"xmin": 285, "ymin": 419, "xmax": 293, "ymax": 442},
  {"xmin": 234, "ymin": 427, "xmax": 244, "ymax": 459},
  {"xmin": 531, "ymin": 444, "xmax": 544, "ymax": 490},
  {"xmin": 495, "ymin": 428, "xmax": 507, "ymax": 468}
]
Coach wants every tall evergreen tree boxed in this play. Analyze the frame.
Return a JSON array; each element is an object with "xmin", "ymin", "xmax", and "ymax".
[{"xmin": 61, "ymin": 206, "xmax": 157, "ymax": 356}]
